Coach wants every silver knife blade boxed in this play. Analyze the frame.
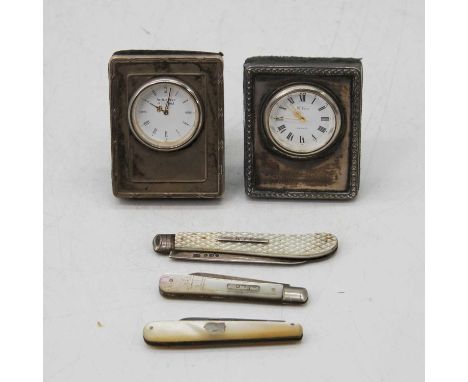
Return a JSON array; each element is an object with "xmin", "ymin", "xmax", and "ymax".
[{"xmin": 168, "ymin": 251, "xmax": 307, "ymax": 265}]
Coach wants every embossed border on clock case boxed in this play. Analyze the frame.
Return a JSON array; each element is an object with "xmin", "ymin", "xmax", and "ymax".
[{"xmin": 244, "ymin": 65, "xmax": 362, "ymax": 200}]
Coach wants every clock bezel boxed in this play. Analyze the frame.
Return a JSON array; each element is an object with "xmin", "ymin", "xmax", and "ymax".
[
  {"xmin": 128, "ymin": 77, "xmax": 203, "ymax": 152},
  {"xmin": 262, "ymin": 84, "xmax": 342, "ymax": 159}
]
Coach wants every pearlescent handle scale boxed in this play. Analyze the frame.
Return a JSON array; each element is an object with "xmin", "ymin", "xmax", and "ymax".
[
  {"xmin": 159, "ymin": 273, "xmax": 308, "ymax": 304},
  {"xmin": 153, "ymin": 232, "xmax": 338, "ymax": 264},
  {"xmin": 143, "ymin": 318, "xmax": 303, "ymax": 346}
]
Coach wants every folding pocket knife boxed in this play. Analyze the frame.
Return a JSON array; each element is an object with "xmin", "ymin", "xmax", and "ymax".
[
  {"xmin": 153, "ymin": 231, "xmax": 338, "ymax": 265},
  {"xmin": 159, "ymin": 273, "xmax": 308, "ymax": 304},
  {"xmin": 143, "ymin": 318, "xmax": 303, "ymax": 346}
]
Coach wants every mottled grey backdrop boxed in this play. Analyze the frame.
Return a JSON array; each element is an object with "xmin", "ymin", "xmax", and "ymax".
[{"xmin": 44, "ymin": 0, "xmax": 424, "ymax": 381}]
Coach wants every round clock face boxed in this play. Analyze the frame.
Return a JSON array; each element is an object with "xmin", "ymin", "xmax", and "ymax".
[
  {"xmin": 128, "ymin": 78, "xmax": 202, "ymax": 151},
  {"xmin": 263, "ymin": 84, "xmax": 341, "ymax": 157}
]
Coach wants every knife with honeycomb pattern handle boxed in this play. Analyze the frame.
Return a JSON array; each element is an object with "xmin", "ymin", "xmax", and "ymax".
[{"xmin": 153, "ymin": 232, "xmax": 338, "ymax": 264}]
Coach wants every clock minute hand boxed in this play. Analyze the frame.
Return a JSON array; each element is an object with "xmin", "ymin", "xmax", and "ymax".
[
  {"xmin": 273, "ymin": 116, "xmax": 308, "ymax": 122},
  {"xmin": 164, "ymin": 88, "xmax": 172, "ymax": 115}
]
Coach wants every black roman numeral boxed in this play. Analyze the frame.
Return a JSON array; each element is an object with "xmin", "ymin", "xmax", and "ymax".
[
  {"xmin": 321, "ymin": 116, "xmax": 329, "ymax": 121},
  {"xmin": 318, "ymin": 126, "xmax": 327, "ymax": 133},
  {"xmin": 287, "ymin": 132, "xmax": 294, "ymax": 141},
  {"xmin": 318, "ymin": 105, "xmax": 327, "ymax": 111},
  {"xmin": 299, "ymin": 93, "xmax": 306, "ymax": 102},
  {"xmin": 311, "ymin": 97, "xmax": 316, "ymax": 104},
  {"xmin": 287, "ymin": 96, "xmax": 295, "ymax": 104},
  {"xmin": 152, "ymin": 128, "xmax": 157, "ymax": 135},
  {"xmin": 277, "ymin": 124, "xmax": 286, "ymax": 133},
  {"xmin": 312, "ymin": 134, "xmax": 317, "ymax": 141},
  {"xmin": 152, "ymin": 90, "xmax": 157, "ymax": 97},
  {"xmin": 279, "ymin": 106, "xmax": 287, "ymax": 110},
  {"xmin": 143, "ymin": 120, "xmax": 150, "ymax": 126},
  {"xmin": 299, "ymin": 136, "xmax": 305, "ymax": 143}
]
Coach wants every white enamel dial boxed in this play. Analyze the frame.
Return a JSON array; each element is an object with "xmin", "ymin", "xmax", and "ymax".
[
  {"xmin": 263, "ymin": 84, "xmax": 341, "ymax": 157},
  {"xmin": 128, "ymin": 78, "xmax": 202, "ymax": 151}
]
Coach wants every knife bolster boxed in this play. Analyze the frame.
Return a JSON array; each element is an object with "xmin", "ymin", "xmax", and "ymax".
[{"xmin": 153, "ymin": 234, "xmax": 175, "ymax": 253}]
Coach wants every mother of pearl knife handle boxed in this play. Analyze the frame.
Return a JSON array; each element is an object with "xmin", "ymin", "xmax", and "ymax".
[
  {"xmin": 143, "ymin": 318, "xmax": 303, "ymax": 346},
  {"xmin": 159, "ymin": 273, "xmax": 308, "ymax": 303},
  {"xmin": 153, "ymin": 232, "xmax": 338, "ymax": 263}
]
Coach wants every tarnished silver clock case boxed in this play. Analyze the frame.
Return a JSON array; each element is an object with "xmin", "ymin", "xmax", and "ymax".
[
  {"xmin": 243, "ymin": 56, "xmax": 363, "ymax": 200},
  {"xmin": 127, "ymin": 77, "xmax": 204, "ymax": 152},
  {"xmin": 109, "ymin": 50, "xmax": 224, "ymax": 199},
  {"xmin": 262, "ymin": 83, "xmax": 343, "ymax": 159}
]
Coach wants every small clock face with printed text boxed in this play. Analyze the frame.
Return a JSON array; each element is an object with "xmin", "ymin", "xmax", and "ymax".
[
  {"xmin": 263, "ymin": 84, "xmax": 341, "ymax": 157},
  {"xmin": 128, "ymin": 78, "xmax": 202, "ymax": 151}
]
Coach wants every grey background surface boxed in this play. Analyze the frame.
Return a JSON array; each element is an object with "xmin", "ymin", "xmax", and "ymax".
[{"xmin": 44, "ymin": 0, "xmax": 424, "ymax": 381}]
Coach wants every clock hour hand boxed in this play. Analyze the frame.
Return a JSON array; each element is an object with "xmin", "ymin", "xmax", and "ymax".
[
  {"xmin": 144, "ymin": 99, "xmax": 158, "ymax": 108},
  {"xmin": 286, "ymin": 104, "xmax": 307, "ymax": 122},
  {"xmin": 144, "ymin": 99, "xmax": 166, "ymax": 113}
]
